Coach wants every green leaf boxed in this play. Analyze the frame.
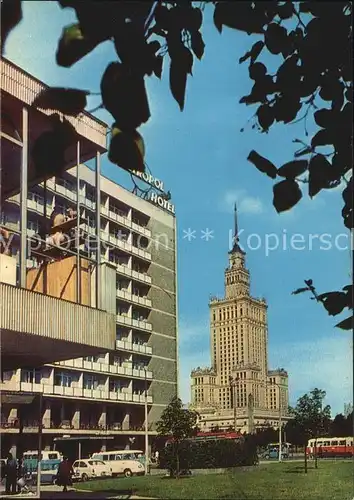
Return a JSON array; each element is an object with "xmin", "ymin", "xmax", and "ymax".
[
  {"xmin": 239, "ymin": 41, "xmax": 264, "ymax": 64},
  {"xmin": 292, "ymin": 287, "xmax": 310, "ymax": 295},
  {"xmin": 264, "ymin": 23, "xmax": 289, "ymax": 55},
  {"xmin": 101, "ymin": 62, "xmax": 150, "ymax": 129},
  {"xmin": 273, "ymin": 179, "xmax": 302, "ymax": 213},
  {"xmin": 169, "ymin": 46, "xmax": 193, "ymax": 111},
  {"xmin": 335, "ymin": 316, "xmax": 353, "ymax": 330},
  {"xmin": 191, "ymin": 31, "xmax": 205, "ymax": 60},
  {"xmin": 249, "ymin": 62, "xmax": 267, "ymax": 80},
  {"xmin": 314, "ymin": 109, "xmax": 334, "ymax": 129},
  {"xmin": 213, "ymin": 2, "xmax": 266, "ymax": 35},
  {"xmin": 153, "ymin": 56, "xmax": 163, "ymax": 79},
  {"xmin": 32, "ymin": 88, "xmax": 89, "ymax": 117},
  {"xmin": 108, "ymin": 126, "xmax": 145, "ymax": 173},
  {"xmin": 257, "ymin": 105, "xmax": 275, "ymax": 131},
  {"xmin": 247, "ymin": 150, "xmax": 277, "ymax": 179},
  {"xmin": 32, "ymin": 115, "xmax": 77, "ymax": 176},
  {"xmin": 1, "ymin": 0, "xmax": 22, "ymax": 55},
  {"xmin": 277, "ymin": 2, "xmax": 294, "ymax": 20},
  {"xmin": 277, "ymin": 160, "xmax": 308, "ymax": 179},
  {"xmin": 317, "ymin": 291, "xmax": 349, "ymax": 316},
  {"xmin": 308, "ymin": 154, "xmax": 335, "ymax": 198},
  {"xmin": 56, "ymin": 23, "xmax": 99, "ymax": 68},
  {"xmin": 311, "ymin": 129, "xmax": 333, "ymax": 148}
]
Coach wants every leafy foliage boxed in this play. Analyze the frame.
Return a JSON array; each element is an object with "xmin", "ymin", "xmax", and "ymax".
[
  {"xmin": 31, "ymin": 114, "xmax": 78, "ymax": 176},
  {"xmin": 159, "ymin": 436, "xmax": 258, "ymax": 472},
  {"xmin": 156, "ymin": 396, "xmax": 198, "ymax": 477},
  {"xmin": 292, "ymin": 281, "xmax": 353, "ymax": 330},
  {"xmin": 289, "ymin": 388, "xmax": 332, "ymax": 441},
  {"xmin": 0, "ymin": 0, "xmax": 22, "ymax": 55},
  {"xmin": 32, "ymin": 88, "xmax": 90, "ymax": 116},
  {"xmin": 2, "ymin": 1, "xmax": 352, "ymax": 327}
]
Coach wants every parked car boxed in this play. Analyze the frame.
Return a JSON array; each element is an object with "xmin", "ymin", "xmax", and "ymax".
[
  {"xmin": 262, "ymin": 447, "xmax": 289, "ymax": 460},
  {"xmin": 28, "ymin": 463, "xmax": 60, "ymax": 485},
  {"xmin": 72, "ymin": 459, "xmax": 112, "ymax": 482}
]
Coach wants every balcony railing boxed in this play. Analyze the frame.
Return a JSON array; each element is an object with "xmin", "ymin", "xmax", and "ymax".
[
  {"xmin": 131, "ymin": 221, "xmax": 151, "ymax": 239},
  {"xmin": 131, "ymin": 270, "xmax": 152, "ymax": 284},
  {"xmin": 116, "ymin": 314, "xmax": 132, "ymax": 326},
  {"xmin": 116, "ymin": 339, "xmax": 152, "ymax": 355},
  {"xmin": 116, "ymin": 289, "xmax": 152, "ymax": 308},
  {"xmin": 131, "ymin": 245, "xmax": 151, "ymax": 261},
  {"xmin": 132, "ymin": 318, "xmax": 152, "ymax": 331}
]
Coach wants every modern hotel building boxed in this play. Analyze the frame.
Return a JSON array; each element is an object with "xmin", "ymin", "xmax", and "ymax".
[{"xmin": 0, "ymin": 57, "xmax": 178, "ymax": 457}]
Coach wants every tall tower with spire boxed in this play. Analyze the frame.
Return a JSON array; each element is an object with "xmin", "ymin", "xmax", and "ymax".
[
  {"xmin": 225, "ymin": 203, "xmax": 250, "ymax": 299},
  {"xmin": 190, "ymin": 203, "xmax": 289, "ymax": 433}
]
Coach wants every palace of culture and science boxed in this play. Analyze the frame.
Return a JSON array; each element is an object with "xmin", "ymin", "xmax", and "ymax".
[{"xmin": 190, "ymin": 205, "xmax": 290, "ymax": 433}]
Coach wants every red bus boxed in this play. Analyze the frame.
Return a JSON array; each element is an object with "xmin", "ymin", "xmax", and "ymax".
[{"xmin": 306, "ymin": 436, "xmax": 354, "ymax": 458}]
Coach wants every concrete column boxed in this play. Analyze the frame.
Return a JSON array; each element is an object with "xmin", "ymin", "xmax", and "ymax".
[
  {"xmin": 42, "ymin": 402, "xmax": 51, "ymax": 429},
  {"xmin": 72, "ymin": 406, "xmax": 80, "ymax": 430},
  {"xmin": 8, "ymin": 408, "xmax": 18, "ymax": 424},
  {"xmin": 122, "ymin": 412, "xmax": 130, "ymax": 431},
  {"xmin": 98, "ymin": 405, "xmax": 107, "ymax": 429}
]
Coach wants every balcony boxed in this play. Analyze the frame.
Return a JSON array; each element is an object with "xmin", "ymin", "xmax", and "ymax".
[
  {"xmin": 54, "ymin": 183, "xmax": 77, "ymax": 201},
  {"xmin": 116, "ymin": 314, "xmax": 132, "ymax": 326},
  {"xmin": 131, "ymin": 221, "xmax": 151, "ymax": 239},
  {"xmin": 116, "ymin": 264, "xmax": 132, "ymax": 277},
  {"xmin": 116, "ymin": 339, "xmax": 152, "ymax": 356},
  {"xmin": 132, "ymin": 318, "xmax": 152, "ymax": 332},
  {"xmin": 131, "ymin": 245, "xmax": 151, "ymax": 261},
  {"xmin": 132, "ymin": 294, "xmax": 152, "ymax": 308},
  {"xmin": 131, "ymin": 270, "xmax": 152, "ymax": 284},
  {"xmin": 116, "ymin": 289, "xmax": 152, "ymax": 308},
  {"xmin": 0, "ymin": 283, "xmax": 116, "ymax": 370}
]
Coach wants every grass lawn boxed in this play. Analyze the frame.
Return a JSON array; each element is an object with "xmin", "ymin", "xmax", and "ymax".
[{"xmin": 75, "ymin": 460, "xmax": 354, "ymax": 499}]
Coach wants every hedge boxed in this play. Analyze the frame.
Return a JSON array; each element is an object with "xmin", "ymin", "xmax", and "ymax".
[{"xmin": 159, "ymin": 436, "xmax": 258, "ymax": 471}]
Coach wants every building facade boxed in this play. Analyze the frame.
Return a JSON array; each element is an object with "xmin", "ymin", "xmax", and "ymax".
[
  {"xmin": 190, "ymin": 206, "xmax": 289, "ymax": 434},
  {"xmin": 1, "ymin": 164, "xmax": 178, "ymax": 457}
]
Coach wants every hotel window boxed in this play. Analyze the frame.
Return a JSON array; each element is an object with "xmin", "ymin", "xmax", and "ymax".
[
  {"xmin": 21, "ymin": 369, "xmax": 41, "ymax": 384},
  {"xmin": 109, "ymin": 379, "xmax": 122, "ymax": 392},
  {"xmin": 83, "ymin": 375, "xmax": 100, "ymax": 390},
  {"xmin": 54, "ymin": 372, "xmax": 73, "ymax": 387}
]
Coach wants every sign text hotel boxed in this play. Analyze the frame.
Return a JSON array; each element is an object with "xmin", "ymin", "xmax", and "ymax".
[{"xmin": 132, "ymin": 171, "xmax": 175, "ymax": 214}]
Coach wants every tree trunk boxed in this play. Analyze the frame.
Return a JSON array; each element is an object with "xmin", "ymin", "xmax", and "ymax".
[
  {"xmin": 304, "ymin": 446, "xmax": 308, "ymax": 474},
  {"xmin": 176, "ymin": 441, "xmax": 180, "ymax": 479}
]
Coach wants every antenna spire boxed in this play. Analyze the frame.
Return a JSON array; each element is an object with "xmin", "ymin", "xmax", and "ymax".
[
  {"xmin": 229, "ymin": 201, "xmax": 245, "ymax": 255},
  {"xmin": 234, "ymin": 202, "xmax": 238, "ymax": 242}
]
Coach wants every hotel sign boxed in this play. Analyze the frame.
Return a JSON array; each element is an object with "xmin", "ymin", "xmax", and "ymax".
[{"xmin": 132, "ymin": 170, "xmax": 175, "ymax": 215}]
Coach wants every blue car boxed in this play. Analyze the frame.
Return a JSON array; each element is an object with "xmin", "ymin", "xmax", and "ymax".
[{"xmin": 262, "ymin": 447, "xmax": 288, "ymax": 459}]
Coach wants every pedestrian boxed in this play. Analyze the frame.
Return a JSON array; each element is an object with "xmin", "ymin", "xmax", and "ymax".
[
  {"xmin": 56, "ymin": 456, "xmax": 74, "ymax": 492},
  {"xmin": 5, "ymin": 452, "xmax": 18, "ymax": 494}
]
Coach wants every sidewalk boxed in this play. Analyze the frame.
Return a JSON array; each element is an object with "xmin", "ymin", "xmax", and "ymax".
[{"xmin": 0, "ymin": 484, "xmax": 155, "ymax": 499}]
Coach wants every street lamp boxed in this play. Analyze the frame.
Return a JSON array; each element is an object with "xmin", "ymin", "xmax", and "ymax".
[{"xmin": 229, "ymin": 375, "xmax": 239, "ymax": 432}]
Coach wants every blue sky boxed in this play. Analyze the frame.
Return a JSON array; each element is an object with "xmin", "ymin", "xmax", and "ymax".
[{"xmin": 5, "ymin": 2, "xmax": 352, "ymax": 415}]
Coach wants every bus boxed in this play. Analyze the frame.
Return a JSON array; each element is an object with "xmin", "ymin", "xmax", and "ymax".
[
  {"xmin": 90, "ymin": 450, "xmax": 145, "ymax": 477},
  {"xmin": 306, "ymin": 437, "xmax": 354, "ymax": 458},
  {"xmin": 23, "ymin": 450, "xmax": 62, "ymax": 473}
]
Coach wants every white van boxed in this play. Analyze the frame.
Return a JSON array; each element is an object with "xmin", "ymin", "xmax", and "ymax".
[{"xmin": 91, "ymin": 451, "xmax": 145, "ymax": 477}]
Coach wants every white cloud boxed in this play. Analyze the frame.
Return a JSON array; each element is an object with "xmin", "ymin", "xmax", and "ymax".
[{"xmin": 221, "ymin": 189, "xmax": 265, "ymax": 215}]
